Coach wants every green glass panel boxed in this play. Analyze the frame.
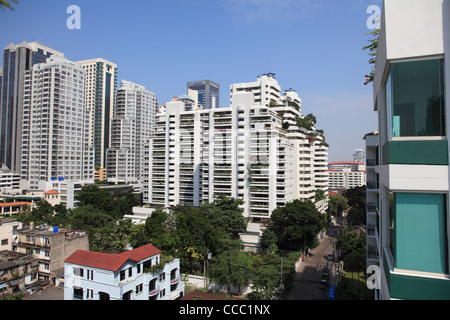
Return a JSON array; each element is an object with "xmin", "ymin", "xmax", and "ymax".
[
  {"xmin": 390, "ymin": 59, "xmax": 445, "ymax": 137},
  {"xmin": 395, "ymin": 193, "xmax": 447, "ymax": 274}
]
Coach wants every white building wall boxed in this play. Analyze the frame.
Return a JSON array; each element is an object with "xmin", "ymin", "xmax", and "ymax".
[{"xmin": 20, "ymin": 56, "xmax": 94, "ymax": 191}]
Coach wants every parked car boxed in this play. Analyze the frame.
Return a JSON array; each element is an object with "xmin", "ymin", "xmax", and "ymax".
[{"xmin": 327, "ymin": 254, "xmax": 334, "ymax": 261}]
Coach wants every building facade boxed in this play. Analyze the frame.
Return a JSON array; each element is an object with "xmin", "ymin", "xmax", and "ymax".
[
  {"xmin": 20, "ymin": 56, "xmax": 94, "ymax": 191},
  {"xmin": 187, "ymin": 80, "xmax": 220, "ymax": 109},
  {"xmin": 64, "ymin": 243, "xmax": 184, "ymax": 300},
  {"xmin": 0, "ymin": 42, "xmax": 64, "ymax": 173},
  {"xmin": 12, "ymin": 223, "xmax": 89, "ymax": 283},
  {"xmin": 77, "ymin": 58, "xmax": 118, "ymax": 170},
  {"xmin": 106, "ymin": 80, "xmax": 158, "ymax": 186},
  {"xmin": 0, "ymin": 251, "xmax": 38, "ymax": 297},
  {"xmin": 327, "ymin": 161, "xmax": 366, "ymax": 191},
  {"xmin": 371, "ymin": 0, "xmax": 450, "ymax": 300},
  {"xmin": 142, "ymin": 76, "xmax": 328, "ymax": 248},
  {"xmin": 0, "ymin": 163, "xmax": 20, "ymax": 190},
  {"xmin": 230, "ymin": 74, "xmax": 282, "ymax": 108},
  {"xmin": 364, "ymin": 132, "xmax": 379, "ymax": 274}
]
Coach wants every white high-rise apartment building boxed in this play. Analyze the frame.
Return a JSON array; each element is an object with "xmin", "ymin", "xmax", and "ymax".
[
  {"xmin": 77, "ymin": 58, "xmax": 118, "ymax": 170},
  {"xmin": 20, "ymin": 56, "xmax": 94, "ymax": 191},
  {"xmin": 106, "ymin": 80, "xmax": 159, "ymax": 185},
  {"xmin": 143, "ymin": 75, "xmax": 329, "ymax": 221},
  {"xmin": 230, "ymin": 73, "xmax": 282, "ymax": 107},
  {"xmin": 231, "ymin": 75, "xmax": 328, "ymax": 204}
]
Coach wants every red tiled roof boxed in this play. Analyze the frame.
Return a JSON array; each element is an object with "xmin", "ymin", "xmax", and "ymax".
[
  {"xmin": 44, "ymin": 189, "xmax": 59, "ymax": 195},
  {"xmin": 0, "ymin": 202, "xmax": 32, "ymax": 207},
  {"xmin": 118, "ymin": 243, "xmax": 161, "ymax": 261},
  {"xmin": 64, "ymin": 244, "xmax": 162, "ymax": 272},
  {"xmin": 65, "ymin": 250, "xmax": 130, "ymax": 271}
]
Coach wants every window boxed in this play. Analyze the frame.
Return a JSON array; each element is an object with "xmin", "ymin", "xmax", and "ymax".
[
  {"xmin": 393, "ymin": 193, "xmax": 447, "ymax": 274},
  {"xmin": 86, "ymin": 270, "xmax": 94, "ymax": 280},
  {"xmin": 73, "ymin": 287, "xmax": 83, "ymax": 300},
  {"xmin": 388, "ymin": 59, "xmax": 445, "ymax": 138},
  {"xmin": 87, "ymin": 289, "xmax": 93, "ymax": 299},
  {"xmin": 120, "ymin": 270, "xmax": 126, "ymax": 281},
  {"xmin": 74, "ymin": 267, "xmax": 84, "ymax": 277},
  {"xmin": 149, "ymin": 278, "xmax": 157, "ymax": 291},
  {"xmin": 136, "ymin": 283, "xmax": 143, "ymax": 294}
]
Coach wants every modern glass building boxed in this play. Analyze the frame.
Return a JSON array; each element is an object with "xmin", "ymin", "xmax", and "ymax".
[
  {"xmin": 187, "ymin": 80, "xmax": 220, "ymax": 109},
  {"xmin": 77, "ymin": 58, "xmax": 118, "ymax": 169},
  {"xmin": 0, "ymin": 42, "xmax": 64, "ymax": 173},
  {"xmin": 370, "ymin": 0, "xmax": 450, "ymax": 300}
]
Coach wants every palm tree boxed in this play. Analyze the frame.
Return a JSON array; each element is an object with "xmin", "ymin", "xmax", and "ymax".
[{"xmin": 1, "ymin": 0, "xmax": 18, "ymax": 10}]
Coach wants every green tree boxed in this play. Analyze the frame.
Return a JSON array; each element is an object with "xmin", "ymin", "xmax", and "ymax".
[
  {"xmin": 261, "ymin": 228, "xmax": 278, "ymax": 250},
  {"xmin": 328, "ymin": 194, "xmax": 348, "ymax": 218},
  {"xmin": 0, "ymin": 0, "xmax": 17, "ymax": 10},
  {"xmin": 271, "ymin": 200, "xmax": 326, "ymax": 252},
  {"xmin": 69, "ymin": 204, "xmax": 114, "ymax": 231},
  {"xmin": 202, "ymin": 195, "xmax": 247, "ymax": 239},
  {"xmin": 16, "ymin": 199, "xmax": 54, "ymax": 226},
  {"xmin": 342, "ymin": 186, "xmax": 366, "ymax": 208},
  {"xmin": 128, "ymin": 224, "xmax": 148, "ymax": 249},
  {"xmin": 208, "ymin": 250, "xmax": 253, "ymax": 296},
  {"xmin": 338, "ymin": 227, "xmax": 367, "ymax": 258},
  {"xmin": 250, "ymin": 253, "xmax": 282, "ymax": 300},
  {"xmin": 170, "ymin": 204, "xmax": 218, "ymax": 272}
]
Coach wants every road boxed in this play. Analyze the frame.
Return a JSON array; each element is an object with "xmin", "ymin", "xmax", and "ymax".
[{"xmin": 286, "ymin": 225, "xmax": 339, "ymax": 300}]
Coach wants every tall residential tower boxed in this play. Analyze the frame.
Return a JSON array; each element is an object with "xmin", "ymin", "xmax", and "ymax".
[
  {"xmin": 77, "ymin": 58, "xmax": 118, "ymax": 170},
  {"xmin": 20, "ymin": 56, "xmax": 94, "ymax": 191},
  {"xmin": 0, "ymin": 41, "xmax": 64, "ymax": 173},
  {"xmin": 106, "ymin": 80, "xmax": 159, "ymax": 186}
]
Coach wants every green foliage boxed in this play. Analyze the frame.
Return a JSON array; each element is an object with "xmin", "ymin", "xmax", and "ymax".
[
  {"xmin": 363, "ymin": 28, "xmax": 379, "ymax": 85},
  {"xmin": 342, "ymin": 186, "xmax": 367, "ymax": 226},
  {"xmin": 270, "ymin": 200, "xmax": 327, "ymax": 252},
  {"xmin": 208, "ymin": 250, "xmax": 253, "ymax": 295},
  {"xmin": 314, "ymin": 189, "xmax": 326, "ymax": 202},
  {"xmin": 0, "ymin": 0, "xmax": 17, "ymax": 10},
  {"xmin": 337, "ymin": 227, "xmax": 367, "ymax": 259},
  {"xmin": 296, "ymin": 113, "xmax": 317, "ymax": 131},
  {"xmin": 328, "ymin": 194, "xmax": 349, "ymax": 218},
  {"xmin": 261, "ymin": 228, "xmax": 277, "ymax": 250}
]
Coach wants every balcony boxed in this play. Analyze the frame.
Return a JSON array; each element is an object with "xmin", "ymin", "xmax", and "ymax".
[{"xmin": 366, "ymin": 180, "xmax": 379, "ymax": 190}]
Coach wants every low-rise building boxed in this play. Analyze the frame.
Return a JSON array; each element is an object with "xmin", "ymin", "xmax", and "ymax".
[
  {"xmin": 0, "ymin": 218, "xmax": 22, "ymax": 251},
  {"xmin": 64, "ymin": 243, "xmax": 184, "ymax": 300},
  {"xmin": 12, "ymin": 223, "xmax": 89, "ymax": 283},
  {"xmin": 0, "ymin": 251, "xmax": 38, "ymax": 297}
]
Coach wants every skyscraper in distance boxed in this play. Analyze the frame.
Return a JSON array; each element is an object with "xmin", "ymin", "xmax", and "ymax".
[
  {"xmin": 187, "ymin": 80, "xmax": 220, "ymax": 109},
  {"xmin": 77, "ymin": 58, "xmax": 118, "ymax": 170},
  {"xmin": 0, "ymin": 41, "xmax": 64, "ymax": 173},
  {"xmin": 106, "ymin": 80, "xmax": 159, "ymax": 186}
]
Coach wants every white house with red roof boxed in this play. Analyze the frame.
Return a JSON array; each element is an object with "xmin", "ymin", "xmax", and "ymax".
[{"xmin": 64, "ymin": 243, "xmax": 184, "ymax": 300}]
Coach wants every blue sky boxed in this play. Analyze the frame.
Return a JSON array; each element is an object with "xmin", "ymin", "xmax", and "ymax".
[{"xmin": 0, "ymin": 0, "xmax": 379, "ymax": 162}]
